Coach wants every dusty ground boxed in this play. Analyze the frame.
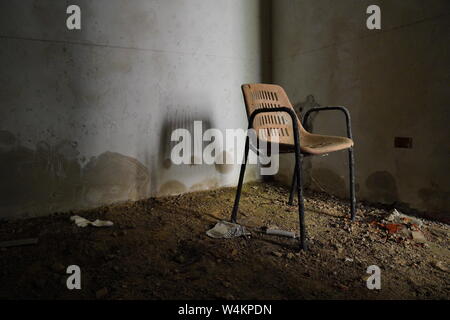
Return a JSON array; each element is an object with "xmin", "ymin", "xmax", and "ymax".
[{"xmin": 0, "ymin": 182, "xmax": 448, "ymax": 300}]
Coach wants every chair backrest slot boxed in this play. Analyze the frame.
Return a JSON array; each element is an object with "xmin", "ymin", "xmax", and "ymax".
[{"xmin": 241, "ymin": 83, "xmax": 307, "ymax": 145}]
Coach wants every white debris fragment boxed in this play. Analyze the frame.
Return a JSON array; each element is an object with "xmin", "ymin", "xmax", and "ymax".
[
  {"xmin": 70, "ymin": 215, "xmax": 114, "ymax": 228},
  {"xmin": 266, "ymin": 228, "xmax": 297, "ymax": 239},
  {"xmin": 206, "ymin": 220, "xmax": 250, "ymax": 239},
  {"xmin": 345, "ymin": 257, "xmax": 354, "ymax": 262},
  {"xmin": 385, "ymin": 209, "xmax": 423, "ymax": 227}
]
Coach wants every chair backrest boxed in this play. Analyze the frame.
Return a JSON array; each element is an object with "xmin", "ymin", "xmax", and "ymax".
[{"xmin": 241, "ymin": 83, "xmax": 306, "ymax": 144}]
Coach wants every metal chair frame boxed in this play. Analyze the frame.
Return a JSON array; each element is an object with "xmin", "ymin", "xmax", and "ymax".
[{"xmin": 230, "ymin": 84, "xmax": 356, "ymax": 251}]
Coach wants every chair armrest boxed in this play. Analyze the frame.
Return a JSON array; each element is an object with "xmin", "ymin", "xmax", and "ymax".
[{"xmin": 302, "ymin": 106, "xmax": 353, "ymax": 139}]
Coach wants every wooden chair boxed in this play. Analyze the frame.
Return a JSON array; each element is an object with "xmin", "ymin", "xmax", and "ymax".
[{"xmin": 230, "ymin": 83, "xmax": 356, "ymax": 250}]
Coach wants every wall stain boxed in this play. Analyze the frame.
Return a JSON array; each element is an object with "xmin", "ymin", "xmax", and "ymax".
[
  {"xmin": 0, "ymin": 130, "xmax": 150, "ymax": 219},
  {"xmin": 162, "ymin": 158, "xmax": 172, "ymax": 169},
  {"xmin": 0, "ymin": 130, "xmax": 16, "ymax": 149},
  {"xmin": 293, "ymin": 94, "xmax": 320, "ymax": 131},
  {"xmin": 214, "ymin": 151, "xmax": 233, "ymax": 174},
  {"xmin": 418, "ymin": 182, "xmax": 450, "ymax": 221},
  {"xmin": 310, "ymin": 167, "xmax": 346, "ymax": 198},
  {"xmin": 366, "ymin": 171, "xmax": 398, "ymax": 204},
  {"xmin": 158, "ymin": 180, "xmax": 187, "ymax": 196},
  {"xmin": 190, "ymin": 178, "xmax": 219, "ymax": 192},
  {"xmin": 82, "ymin": 151, "xmax": 150, "ymax": 205}
]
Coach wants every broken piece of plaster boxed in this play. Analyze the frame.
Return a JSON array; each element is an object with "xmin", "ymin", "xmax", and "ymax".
[{"xmin": 70, "ymin": 215, "xmax": 114, "ymax": 228}]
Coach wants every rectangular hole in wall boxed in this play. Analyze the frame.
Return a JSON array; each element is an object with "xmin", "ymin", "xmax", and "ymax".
[{"xmin": 394, "ymin": 137, "xmax": 413, "ymax": 149}]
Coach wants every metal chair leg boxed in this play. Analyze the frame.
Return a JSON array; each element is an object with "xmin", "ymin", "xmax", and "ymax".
[
  {"xmin": 348, "ymin": 147, "xmax": 356, "ymax": 221},
  {"xmin": 288, "ymin": 162, "xmax": 297, "ymax": 205},
  {"xmin": 233, "ymin": 107, "xmax": 307, "ymax": 249},
  {"xmin": 230, "ymin": 136, "xmax": 250, "ymax": 223},
  {"xmin": 289, "ymin": 122, "xmax": 307, "ymax": 250},
  {"xmin": 294, "ymin": 153, "xmax": 307, "ymax": 250}
]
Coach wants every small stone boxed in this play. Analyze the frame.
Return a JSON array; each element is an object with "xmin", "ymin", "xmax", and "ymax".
[
  {"xmin": 433, "ymin": 261, "xmax": 448, "ymax": 272},
  {"xmin": 33, "ymin": 278, "xmax": 47, "ymax": 289},
  {"xmin": 272, "ymin": 251, "xmax": 283, "ymax": 257},
  {"xmin": 286, "ymin": 252, "xmax": 295, "ymax": 260},
  {"xmin": 96, "ymin": 287, "xmax": 109, "ymax": 299},
  {"xmin": 225, "ymin": 293, "xmax": 235, "ymax": 300},
  {"xmin": 106, "ymin": 254, "xmax": 116, "ymax": 261},
  {"xmin": 51, "ymin": 263, "xmax": 66, "ymax": 273},
  {"xmin": 231, "ymin": 249, "xmax": 238, "ymax": 256},
  {"xmin": 335, "ymin": 283, "xmax": 349, "ymax": 291},
  {"xmin": 173, "ymin": 254, "xmax": 186, "ymax": 264},
  {"xmin": 411, "ymin": 230, "xmax": 426, "ymax": 243},
  {"xmin": 394, "ymin": 258, "xmax": 407, "ymax": 266}
]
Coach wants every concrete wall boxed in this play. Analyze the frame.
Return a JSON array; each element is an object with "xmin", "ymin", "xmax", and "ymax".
[
  {"xmin": 0, "ymin": 0, "xmax": 271, "ymax": 219},
  {"xmin": 273, "ymin": 0, "xmax": 450, "ymax": 220}
]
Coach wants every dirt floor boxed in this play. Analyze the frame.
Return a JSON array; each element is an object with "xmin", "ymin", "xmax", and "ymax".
[{"xmin": 0, "ymin": 182, "xmax": 449, "ymax": 300}]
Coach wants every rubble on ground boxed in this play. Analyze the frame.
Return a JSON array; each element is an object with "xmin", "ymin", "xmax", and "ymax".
[{"xmin": 0, "ymin": 182, "xmax": 448, "ymax": 299}]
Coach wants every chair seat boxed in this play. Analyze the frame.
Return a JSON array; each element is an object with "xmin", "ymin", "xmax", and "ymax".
[{"xmin": 276, "ymin": 133, "xmax": 353, "ymax": 155}]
